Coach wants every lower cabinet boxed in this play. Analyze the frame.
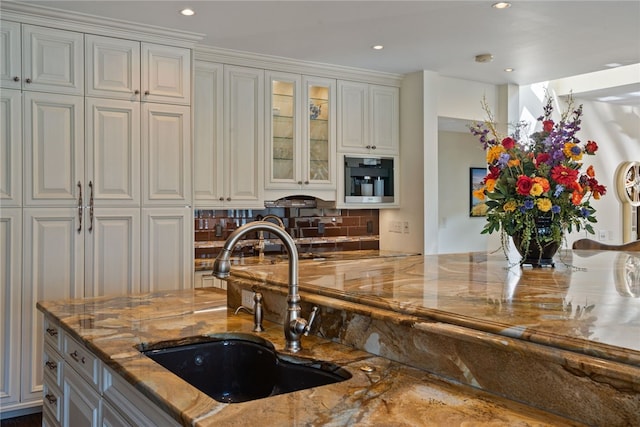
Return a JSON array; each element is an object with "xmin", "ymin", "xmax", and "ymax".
[{"xmin": 42, "ymin": 315, "xmax": 180, "ymax": 427}]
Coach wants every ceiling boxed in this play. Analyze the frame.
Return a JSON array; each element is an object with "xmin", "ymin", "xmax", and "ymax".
[{"xmin": 15, "ymin": 1, "xmax": 640, "ymax": 105}]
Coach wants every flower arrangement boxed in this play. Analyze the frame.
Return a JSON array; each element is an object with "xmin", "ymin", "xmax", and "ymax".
[{"xmin": 469, "ymin": 95, "xmax": 607, "ymax": 263}]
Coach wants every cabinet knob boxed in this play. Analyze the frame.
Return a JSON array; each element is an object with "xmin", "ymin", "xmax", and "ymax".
[
  {"xmin": 13, "ymin": 76, "xmax": 20, "ymax": 82},
  {"xmin": 219, "ymin": 197, "xmax": 224, "ymax": 201},
  {"xmin": 304, "ymin": 180, "xmax": 310, "ymax": 185},
  {"xmin": 366, "ymin": 145, "xmax": 371, "ymax": 149},
  {"xmin": 226, "ymin": 197, "xmax": 231, "ymax": 201},
  {"xmin": 45, "ymin": 361, "xmax": 57, "ymax": 370},
  {"xmin": 45, "ymin": 394, "xmax": 57, "ymax": 405},
  {"xmin": 46, "ymin": 327, "xmax": 58, "ymax": 337},
  {"xmin": 297, "ymin": 181, "xmax": 302, "ymax": 185},
  {"xmin": 144, "ymin": 90, "xmax": 150, "ymax": 96},
  {"xmin": 134, "ymin": 89, "xmax": 140, "ymax": 95},
  {"xmin": 25, "ymin": 78, "xmax": 32, "ymax": 84},
  {"xmin": 372, "ymin": 145, "xmax": 377, "ymax": 150}
]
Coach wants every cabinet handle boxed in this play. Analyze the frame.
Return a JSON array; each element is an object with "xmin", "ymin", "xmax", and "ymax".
[
  {"xmin": 13, "ymin": 76, "xmax": 20, "ymax": 82},
  {"xmin": 25, "ymin": 78, "xmax": 32, "ymax": 84},
  {"xmin": 46, "ymin": 327, "xmax": 58, "ymax": 337},
  {"xmin": 69, "ymin": 350, "xmax": 86, "ymax": 364},
  {"xmin": 45, "ymin": 360, "xmax": 57, "ymax": 370},
  {"xmin": 88, "ymin": 181, "xmax": 94, "ymax": 233},
  {"xmin": 77, "ymin": 181, "xmax": 83, "ymax": 232},
  {"xmin": 45, "ymin": 394, "xmax": 57, "ymax": 405}
]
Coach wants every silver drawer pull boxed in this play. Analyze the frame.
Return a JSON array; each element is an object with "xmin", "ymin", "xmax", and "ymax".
[
  {"xmin": 45, "ymin": 394, "xmax": 57, "ymax": 405},
  {"xmin": 45, "ymin": 361, "xmax": 57, "ymax": 370},
  {"xmin": 69, "ymin": 350, "xmax": 86, "ymax": 364},
  {"xmin": 46, "ymin": 328, "xmax": 58, "ymax": 337}
]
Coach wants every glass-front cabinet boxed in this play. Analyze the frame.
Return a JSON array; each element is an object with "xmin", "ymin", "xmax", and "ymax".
[{"xmin": 265, "ymin": 72, "xmax": 336, "ymax": 194}]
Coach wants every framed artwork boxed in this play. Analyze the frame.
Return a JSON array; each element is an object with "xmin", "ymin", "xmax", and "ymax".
[{"xmin": 470, "ymin": 167, "xmax": 488, "ymax": 217}]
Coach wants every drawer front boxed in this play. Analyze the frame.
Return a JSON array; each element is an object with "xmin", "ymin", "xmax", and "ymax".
[
  {"xmin": 63, "ymin": 334, "xmax": 100, "ymax": 389},
  {"xmin": 42, "ymin": 377, "xmax": 62, "ymax": 424},
  {"xmin": 44, "ymin": 317, "xmax": 63, "ymax": 352},
  {"xmin": 44, "ymin": 343, "xmax": 64, "ymax": 387}
]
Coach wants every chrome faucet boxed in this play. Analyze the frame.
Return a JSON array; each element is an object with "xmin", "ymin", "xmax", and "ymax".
[
  {"xmin": 254, "ymin": 214, "xmax": 286, "ymax": 259},
  {"xmin": 213, "ymin": 221, "xmax": 317, "ymax": 352}
]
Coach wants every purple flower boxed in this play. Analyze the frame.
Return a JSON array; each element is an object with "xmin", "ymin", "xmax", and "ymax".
[
  {"xmin": 581, "ymin": 207, "xmax": 590, "ymax": 217},
  {"xmin": 524, "ymin": 199, "xmax": 534, "ymax": 210},
  {"xmin": 552, "ymin": 205, "xmax": 561, "ymax": 214},
  {"xmin": 497, "ymin": 153, "xmax": 510, "ymax": 168},
  {"xmin": 553, "ymin": 185, "xmax": 565, "ymax": 197}
]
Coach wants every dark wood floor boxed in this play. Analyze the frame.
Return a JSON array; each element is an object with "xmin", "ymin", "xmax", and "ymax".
[{"xmin": 0, "ymin": 413, "xmax": 42, "ymax": 427}]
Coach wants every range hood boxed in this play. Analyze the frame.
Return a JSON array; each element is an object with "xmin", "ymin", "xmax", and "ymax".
[{"xmin": 264, "ymin": 195, "xmax": 336, "ymax": 208}]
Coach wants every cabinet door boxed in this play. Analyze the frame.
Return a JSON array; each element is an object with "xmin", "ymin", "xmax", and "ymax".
[
  {"xmin": 62, "ymin": 366, "xmax": 100, "ymax": 427},
  {"xmin": 0, "ymin": 209, "xmax": 21, "ymax": 408},
  {"xmin": 141, "ymin": 43, "xmax": 190, "ymax": 105},
  {"xmin": 85, "ymin": 34, "xmax": 141, "ymax": 100},
  {"xmin": 86, "ymin": 98, "xmax": 140, "ymax": 207},
  {"xmin": 304, "ymin": 76, "xmax": 336, "ymax": 189},
  {"xmin": 22, "ymin": 25, "xmax": 84, "ymax": 95},
  {"xmin": 141, "ymin": 207, "xmax": 192, "ymax": 292},
  {"xmin": 142, "ymin": 103, "xmax": 191, "ymax": 206},
  {"xmin": 337, "ymin": 80, "xmax": 368, "ymax": 152},
  {"xmin": 23, "ymin": 92, "xmax": 84, "ymax": 207},
  {"xmin": 85, "ymin": 208, "xmax": 141, "ymax": 298},
  {"xmin": 22, "ymin": 208, "xmax": 84, "ymax": 403},
  {"xmin": 101, "ymin": 399, "xmax": 132, "ymax": 427},
  {"xmin": 0, "ymin": 20, "xmax": 21, "ymax": 90},
  {"xmin": 370, "ymin": 85, "xmax": 399, "ymax": 154},
  {"xmin": 266, "ymin": 71, "xmax": 301, "ymax": 188},
  {"xmin": 224, "ymin": 65, "xmax": 264, "ymax": 207},
  {"xmin": 193, "ymin": 61, "xmax": 224, "ymax": 207},
  {"xmin": 1, "ymin": 88, "xmax": 22, "ymax": 206}
]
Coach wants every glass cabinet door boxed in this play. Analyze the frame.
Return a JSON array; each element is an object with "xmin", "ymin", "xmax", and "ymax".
[{"xmin": 267, "ymin": 73, "xmax": 335, "ymax": 190}]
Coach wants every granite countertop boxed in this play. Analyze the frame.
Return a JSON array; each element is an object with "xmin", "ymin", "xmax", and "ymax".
[
  {"xmin": 229, "ymin": 249, "xmax": 640, "ymax": 365},
  {"xmin": 38, "ymin": 288, "xmax": 581, "ymax": 426}
]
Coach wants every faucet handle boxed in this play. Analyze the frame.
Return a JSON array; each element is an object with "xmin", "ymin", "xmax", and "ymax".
[{"xmin": 303, "ymin": 306, "xmax": 318, "ymax": 336}]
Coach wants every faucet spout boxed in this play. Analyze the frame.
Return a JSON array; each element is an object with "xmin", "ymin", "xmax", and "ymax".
[{"xmin": 213, "ymin": 221, "xmax": 310, "ymax": 352}]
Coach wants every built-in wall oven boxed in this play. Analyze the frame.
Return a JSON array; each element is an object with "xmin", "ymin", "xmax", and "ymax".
[{"xmin": 344, "ymin": 156, "xmax": 395, "ymax": 204}]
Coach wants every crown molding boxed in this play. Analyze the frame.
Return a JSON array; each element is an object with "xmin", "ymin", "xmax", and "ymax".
[
  {"xmin": 0, "ymin": 1, "xmax": 203, "ymax": 47},
  {"xmin": 195, "ymin": 45, "xmax": 403, "ymax": 87}
]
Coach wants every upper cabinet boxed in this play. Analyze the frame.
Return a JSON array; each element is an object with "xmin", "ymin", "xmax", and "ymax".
[
  {"xmin": 337, "ymin": 80, "xmax": 399, "ymax": 155},
  {"xmin": 265, "ymin": 72, "xmax": 336, "ymax": 194},
  {"xmin": 0, "ymin": 23, "xmax": 84, "ymax": 94},
  {"xmin": 86, "ymin": 35, "xmax": 190, "ymax": 105}
]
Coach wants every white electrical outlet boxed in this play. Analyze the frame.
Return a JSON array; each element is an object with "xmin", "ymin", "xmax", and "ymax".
[
  {"xmin": 403, "ymin": 221, "xmax": 409, "ymax": 233},
  {"xmin": 241, "ymin": 289, "xmax": 253, "ymax": 307},
  {"xmin": 598, "ymin": 230, "xmax": 607, "ymax": 241}
]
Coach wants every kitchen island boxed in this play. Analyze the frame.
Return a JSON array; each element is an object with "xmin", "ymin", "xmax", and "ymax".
[{"xmin": 37, "ymin": 249, "xmax": 639, "ymax": 426}]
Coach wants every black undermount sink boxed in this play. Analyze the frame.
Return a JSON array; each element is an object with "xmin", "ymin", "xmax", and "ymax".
[{"xmin": 141, "ymin": 333, "xmax": 351, "ymax": 404}]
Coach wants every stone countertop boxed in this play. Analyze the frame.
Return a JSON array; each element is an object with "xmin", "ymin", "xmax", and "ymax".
[
  {"xmin": 37, "ymin": 289, "xmax": 581, "ymax": 426},
  {"xmin": 228, "ymin": 249, "xmax": 640, "ymax": 366}
]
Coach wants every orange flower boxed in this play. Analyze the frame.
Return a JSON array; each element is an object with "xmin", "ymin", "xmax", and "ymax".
[
  {"xmin": 485, "ymin": 178, "xmax": 497, "ymax": 192},
  {"xmin": 473, "ymin": 187, "xmax": 486, "ymax": 201},
  {"xmin": 572, "ymin": 190, "xmax": 583, "ymax": 205},
  {"xmin": 532, "ymin": 177, "xmax": 550, "ymax": 193},
  {"xmin": 508, "ymin": 158, "xmax": 521, "ymax": 167},
  {"xmin": 586, "ymin": 165, "xmax": 595, "ymax": 178}
]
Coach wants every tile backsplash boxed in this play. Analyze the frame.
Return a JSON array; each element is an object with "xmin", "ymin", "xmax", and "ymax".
[{"xmin": 194, "ymin": 208, "xmax": 379, "ymax": 259}]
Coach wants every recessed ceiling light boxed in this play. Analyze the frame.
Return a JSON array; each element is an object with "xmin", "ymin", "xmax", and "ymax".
[
  {"xmin": 492, "ymin": 2, "xmax": 511, "ymax": 9},
  {"xmin": 629, "ymin": 91, "xmax": 640, "ymax": 97},
  {"xmin": 372, "ymin": 45, "xmax": 384, "ymax": 50},
  {"xmin": 504, "ymin": 68, "xmax": 514, "ymax": 72},
  {"xmin": 180, "ymin": 8, "xmax": 195, "ymax": 16}
]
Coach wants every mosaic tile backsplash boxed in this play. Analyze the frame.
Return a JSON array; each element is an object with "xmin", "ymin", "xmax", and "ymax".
[{"xmin": 194, "ymin": 208, "xmax": 379, "ymax": 260}]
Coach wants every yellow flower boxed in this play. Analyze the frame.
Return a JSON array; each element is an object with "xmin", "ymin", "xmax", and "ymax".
[
  {"xmin": 485, "ymin": 178, "xmax": 497, "ymax": 192},
  {"xmin": 563, "ymin": 142, "xmax": 583, "ymax": 161},
  {"xmin": 503, "ymin": 200, "xmax": 517, "ymax": 212},
  {"xmin": 529, "ymin": 182, "xmax": 543, "ymax": 197},
  {"xmin": 473, "ymin": 187, "xmax": 486, "ymax": 201},
  {"xmin": 536, "ymin": 198, "xmax": 552, "ymax": 212},
  {"xmin": 487, "ymin": 146, "xmax": 505, "ymax": 163},
  {"xmin": 508, "ymin": 158, "xmax": 520, "ymax": 167}
]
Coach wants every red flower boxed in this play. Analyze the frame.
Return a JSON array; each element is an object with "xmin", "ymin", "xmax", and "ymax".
[
  {"xmin": 551, "ymin": 165, "xmax": 579, "ymax": 186},
  {"xmin": 535, "ymin": 153, "xmax": 551, "ymax": 166},
  {"xmin": 585, "ymin": 140, "xmax": 598, "ymax": 154},
  {"xmin": 516, "ymin": 175, "xmax": 534, "ymax": 196},
  {"xmin": 543, "ymin": 120, "xmax": 554, "ymax": 132},
  {"xmin": 502, "ymin": 137, "xmax": 515, "ymax": 150},
  {"xmin": 486, "ymin": 166, "xmax": 501, "ymax": 181}
]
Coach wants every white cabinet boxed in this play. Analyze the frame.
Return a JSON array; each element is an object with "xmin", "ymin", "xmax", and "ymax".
[
  {"xmin": 193, "ymin": 62, "xmax": 264, "ymax": 208},
  {"xmin": 62, "ymin": 366, "xmax": 100, "ymax": 427},
  {"xmin": 337, "ymin": 81, "xmax": 399, "ymax": 155},
  {"xmin": 0, "ymin": 88, "xmax": 22, "ymax": 206},
  {"xmin": 142, "ymin": 103, "xmax": 192, "ymax": 206},
  {"xmin": 21, "ymin": 24, "xmax": 84, "ymax": 95},
  {"xmin": 86, "ymin": 34, "xmax": 191, "ymax": 105},
  {"xmin": 141, "ymin": 208, "xmax": 192, "ymax": 292},
  {"xmin": 23, "ymin": 92, "xmax": 84, "ymax": 207},
  {"xmin": 0, "ymin": 20, "xmax": 21, "ymax": 90},
  {"xmin": 265, "ymin": 72, "xmax": 336, "ymax": 196},
  {"xmin": 0, "ymin": 208, "xmax": 21, "ymax": 408}
]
